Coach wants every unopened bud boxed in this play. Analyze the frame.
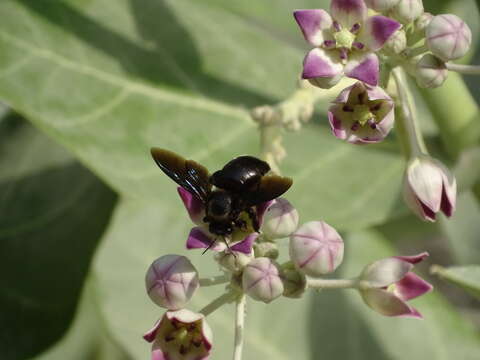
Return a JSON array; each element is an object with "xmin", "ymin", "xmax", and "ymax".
[
  {"xmin": 145, "ymin": 255, "xmax": 199, "ymax": 310},
  {"xmin": 261, "ymin": 198, "xmax": 299, "ymax": 239},
  {"xmin": 382, "ymin": 29, "xmax": 407, "ymax": 55},
  {"xmin": 289, "ymin": 221, "xmax": 344, "ymax": 277},
  {"xmin": 392, "ymin": 0, "xmax": 424, "ymax": 23},
  {"xmin": 254, "ymin": 241, "xmax": 279, "ymax": 259},
  {"xmin": 242, "ymin": 257, "xmax": 284, "ymax": 303},
  {"xmin": 215, "ymin": 250, "xmax": 253, "ymax": 274},
  {"xmin": 426, "ymin": 14, "xmax": 472, "ymax": 61},
  {"xmin": 415, "ymin": 12, "xmax": 433, "ymax": 33},
  {"xmin": 281, "ymin": 262, "xmax": 307, "ymax": 299},
  {"xmin": 414, "ymin": 54, "xmax": 448, "ymax": 88},
  {"xmin": 365, "ymin": 0, "xmax": 400, "ymax": 12}
]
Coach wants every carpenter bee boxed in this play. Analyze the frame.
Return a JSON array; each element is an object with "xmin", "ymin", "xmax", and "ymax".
[{"xmin": 150, "ymin": 148, "xmax": 293, "ymax": 240}]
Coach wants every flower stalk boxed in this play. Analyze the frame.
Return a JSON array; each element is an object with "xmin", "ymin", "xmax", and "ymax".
[
  {"xmin": 446, "ymin": 63, "xmax": 480, "ymax": 75},
  {"xmin": 307, "ymin": 277, "xmax": 359, "ymax": 289},
  {"xmin": 199, "ymin": 291, "xmax": 239, "ymax": 317},
  {"xmin": 232, "ymin": 294, "xmax": 246, "ymax": 360},
  {"xmin": 199, "ymin": 274, "xmax": 230, "ymax": 287},
  {"xmin": 392, "ymin": 67, "xmax": 428, "ymax": 158}
]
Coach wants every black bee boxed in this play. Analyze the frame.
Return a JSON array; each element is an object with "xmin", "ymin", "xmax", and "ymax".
[{"xmin": 150, "ymin": 148, "xmax": 292, "ymax": 238}]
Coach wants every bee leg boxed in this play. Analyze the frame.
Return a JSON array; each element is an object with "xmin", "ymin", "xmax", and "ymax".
[
  {"xmin": 246, "ymin": 207, "xmax": 260, "ymax": 232},
  {"xmin": 202, "ymin": 238, "xmax": 217, "ymax": 254}
]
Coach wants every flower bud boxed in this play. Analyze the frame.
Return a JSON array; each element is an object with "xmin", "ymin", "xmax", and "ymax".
[
  {"xmin": 392, "ymin": 0, "xmax": 423, "ymax": 24},
  {"xmin": 261, "ymin": 198, "xmax": 299, "ymax": 239},
  {"xmin": 415, "ymin": 12, "xmax": 433, "ymax": 34},
  {"xmin": 242, "ymin": 257, "xmax": 284, "ymax": 303},
  {"xmin": 426, "ymin": 14, "xmax": 472, "ymax": 61},
  {"xmin": 215, "ymin": 250, "xmax": 253, "ymax": 274},
  {"xmin": 146, "ymin": 255, "xmax": 200, "ymax": 310},
  {"xmin": 254, "ymin": 241, "xmax": 279, "ymax": 259},
  {"xmin": 403, "ymin": 156, "xmax": 456, "ymax": 222},
  {"xmin": 382, "ymin": 29, "xmax": 407, "ymax": 55},
  {"xmin": 364, "ymin": 0, "xmax": 400, "ymax": 12},
  {"xmin": 143, "ymin": 309, "xmax": 212, "ymax": 360},
  {"xmin": 281, "ymin": 262, "xmax": 307, "ymax": 299},
  {"xmin": 289, "ymin": 221, "xmax": 344, "ymax": 277},
  {"xmin": 414, "ymin": 54, "xmax": 448, "ymax": 88}
]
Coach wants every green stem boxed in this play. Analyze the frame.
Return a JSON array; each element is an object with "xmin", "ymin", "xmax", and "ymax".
[
  {"xmin": 392, "ymin": 67, "xmax": 428, "ymax": 158},
  {"xmin": 446, "ymin": 63, "xmax": 480, "ymax": 75},
  {"xmin": 199, "ymin": 275, "xmax": 230, "ymax": 287},
  {"xmin": 199, "ymin": 291, "xmax": 238, "ymax": 316},
  {"xmin": 419, "ymin": 73, "xmax": 480, "ymax": 159},
  {"xmin": 307, "ymin": 278, "xmax": 358, "ymax": 289},
  {"xmin": 232, "ymin": 294, "xmax": 246, "ymax": 360}
]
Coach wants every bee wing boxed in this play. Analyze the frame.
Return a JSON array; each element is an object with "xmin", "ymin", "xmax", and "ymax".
[
  {"xmin": 151, "ymin": 148, "xmax": 211, "ymax": 202},
  {"xmin": 246, "ymin": 175, "xmax": 293, "ymax": 206}
]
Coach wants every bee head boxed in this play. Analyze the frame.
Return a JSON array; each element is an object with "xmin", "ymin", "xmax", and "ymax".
[{"xmin": 207, "ymin": 191, "xmax": 233, "ymax": 220}]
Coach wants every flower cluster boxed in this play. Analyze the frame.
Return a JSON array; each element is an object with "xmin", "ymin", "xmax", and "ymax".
[
  {"xmin": 143, "ymin": 187, "xmax": 432, "ymax": 359},
  {"xmin": 292, "ymin": 0, "xmax": 470, "ymax": 221}
]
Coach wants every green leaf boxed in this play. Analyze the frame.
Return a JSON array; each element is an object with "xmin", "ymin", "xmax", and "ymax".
[
  {"xmin": 0, "ymin": 115, "xmax": 117, "ymax": 360},
  {"xmin": 308, "ymin": 229, "xmax": 480, "ymax": 360},
  {"xmin": 0, "ymin": 0, "xmax": 405, "ymax": 230},
  {"xmin": 431, "ymin": 265, "xmax": 480, "ymax": 300}
]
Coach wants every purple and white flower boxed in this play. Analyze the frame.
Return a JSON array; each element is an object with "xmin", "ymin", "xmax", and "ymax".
[
  {"xmin": 391, "ymin": 0, "xmax": 424, "ymax": 24},
  {"xmin": 145, "ymin": 255, "xmax": 199, "ymax": 310},
  {"xmin": 144, "ymin": 309, "xmax": 212, "ymax": 360},
  {"xmin": 403, "ymin": 156, "xmax": 456, "ymax": 222},
  {"xmin": 178, "ymin": 186, "xmax": 271, "ymax": 254},
  {"xmin": 328, "ymin": 81, "xmax": 395, "ymax": 144},
  {"xmin": 294, "ymin": 0, "xmax": 401, "ymax": 88},
  {"xmin": 414, "ymin": 54, "xmax": 448, "ymax": 89},
  {"xmin": 359, "ymin": 252, "xmax": 433, "ymax": 318}
]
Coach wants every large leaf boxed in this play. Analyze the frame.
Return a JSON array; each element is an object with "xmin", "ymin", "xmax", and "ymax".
[
  {"xmin": 431, "ymin": 265, "xmax": 480, "ymax": 300},
  {"xmin": 0, "ymin": 115, "xmax": 117, "ymax": 360},
  {"xmin": 0, "ymin": 0, "xmax": 405, "ymax": 230}
]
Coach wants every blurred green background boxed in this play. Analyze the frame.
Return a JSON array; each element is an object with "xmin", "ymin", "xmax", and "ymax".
[{"xmin": 0, "ymin": 0, "xmax": 479, "ymax": 359}]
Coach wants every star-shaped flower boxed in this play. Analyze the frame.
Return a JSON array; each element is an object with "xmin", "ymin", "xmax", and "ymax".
[{"xmin": 294, "ymin": 0, "xmax": 401, "ymax": 88}]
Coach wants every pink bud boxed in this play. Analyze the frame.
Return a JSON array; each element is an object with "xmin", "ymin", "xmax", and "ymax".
[
  {"xmin": 261, "ymin": 198, "xmax": 299, "ymax": 239},
  {"xmin": 392, "ymin": 0, "xmax": 424, "ymax": 24},
  {"xmin": 403, "ymin": 156, "xmax": 456, "ymax": 222},
  {"xmin": 365, "ymin": 0, "xmax": 400, "ymax": 12},
  {"xmin": 414, "ymin": 54, "xmax": 448, "ymax": 88},
  {"xmin": 242, "ymin": 257, "xmax": 284, "ymax": 303},
  {"xmin": 146, "ymin": 255, "xmax": 199, "ymax": 310},
  {"xmin": 143, "ymin": 309, "xmax": 212, "ymax": 360},
  {"xmin": 289, "ymin": 221, "xmax": 344, "ymax": 277},
  {"xmin": 426, "ymin": 14, "xmax": 472, "ymax": 61}
]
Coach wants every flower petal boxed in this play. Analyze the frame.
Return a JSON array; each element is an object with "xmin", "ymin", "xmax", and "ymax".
[
  {"xmin": 186, "ymin": 227, "xmax": 225, "ymax": 251},
  {"xmin": 177, "ymin": 187, "xmax": 205, "ymax": 225},
  {"xmin": 151, "ymin": 348, "xmax": 169, "ymax": 360},
  {"xmin": 143, "ymin": 319, "xmax": 162, "ymax": 343},
  {"xmin": 294, "ymin": 9, "xmax": 333, "ymax": 46},
  {"xmin": 358, "ymin": 16, "xmax": 402, "ymax": 51},
  {"xmin": 302, "ymin": 48, "xmax": 344, "ymax": 89},
  {"xmin": 344, "ymin": 52, "xmax": 379, "ymax": 85},
  {"xmin": 230, "ymin": 233, "xmax": 258, "ymax": 254},
  {"xmin": 361, "ymin": 257, "xmax": 413, "ymax": 288},
  {"xmin": 406, "ymin": 158, "xmax": 444, "ymax": 214},
  {"xmin": 395, "ymin": 272, "xmax": 433, "ymax": 301},
  {"xmin": 361, "ymin": 289, "xmax": 423, "ymax": 318},
  {"xmin": 394, "ymin": 252, "xmax": 429, "ymax": 264},
  {"xmin": 328, "ymin": 108, "xmax": 348, "ymax": 140},
  {"xmin": 330, "ymin": 0, "xmax": 367, "ymax": 29},
  {"xmin": 435, "ymin": 160, "xmax": 456, "ymax": 217}
]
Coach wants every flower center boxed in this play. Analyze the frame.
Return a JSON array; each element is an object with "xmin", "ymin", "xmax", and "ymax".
[
  {"xmin": 165, "ymin": 323, "xmax": 203, "ymax": 354},
  {"xmin": 353, "ymin": 104, "xmax": 374, "ymax": 126},
  {"xmin": 333, "ymin": 28, "xmax": 355, "ymax": 49}
]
